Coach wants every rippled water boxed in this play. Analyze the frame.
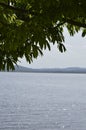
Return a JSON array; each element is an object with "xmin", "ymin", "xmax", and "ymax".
[{"xmin": 0, "ymin": 72, "xmax": 86, "ymax": 130}]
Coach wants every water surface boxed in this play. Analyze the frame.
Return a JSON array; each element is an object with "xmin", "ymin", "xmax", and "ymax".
[{"xmin": 0, "ymin": 72, "xmax": 86, "ymax": 130}]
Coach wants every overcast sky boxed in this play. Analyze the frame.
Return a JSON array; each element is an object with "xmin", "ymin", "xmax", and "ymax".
[{"xmin": 18, "ymin": 30, "xmax": 86, "ymax": 68}]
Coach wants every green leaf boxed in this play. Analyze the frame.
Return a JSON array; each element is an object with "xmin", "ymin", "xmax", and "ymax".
[
  {"xmin": 82, "ymin": 30, "xmax": 86, "ymax": 37},
  {"xmin": 58, "ymin": 43, "xmax": 66, "ymax": 53}
]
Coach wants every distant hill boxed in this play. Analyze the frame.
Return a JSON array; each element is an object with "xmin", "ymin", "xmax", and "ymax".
[
  {"xmin": 3, "ymin": 66, "xmax": 86, "ymax": 73},
  {"xmin": 14, "ymin": 65, "xmax": 33, "ymax": 72}
]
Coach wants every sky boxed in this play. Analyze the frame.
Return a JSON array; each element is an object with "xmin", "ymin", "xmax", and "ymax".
[{"xmin": 18, "ymin": 30, "xmax": 86, "ymax": 68}]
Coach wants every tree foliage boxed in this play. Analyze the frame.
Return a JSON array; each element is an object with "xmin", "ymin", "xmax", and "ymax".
[{"xmin": 0, "ymin": 0, "xmax": 86, "ymax": 70}]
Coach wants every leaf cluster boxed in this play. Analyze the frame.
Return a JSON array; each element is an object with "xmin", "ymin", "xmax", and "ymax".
[{"xmin": 0, "ymin": 0, "xmax": 86, "ymax": 70}]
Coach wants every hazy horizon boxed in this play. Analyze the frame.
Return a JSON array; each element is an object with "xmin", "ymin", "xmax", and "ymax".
[{"xmin": 16, "ymin": 65, "xmax": 86, "ymax": 70}]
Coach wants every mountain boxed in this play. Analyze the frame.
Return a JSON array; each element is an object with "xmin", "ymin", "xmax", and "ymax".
[
  {"xmin": 1, "ymin": 65, "xmax": 86, "ymax": 73},
  {"xmin": 5, "ymin": 66, "xmax": 86, "ymax": 73},
  {"xmin": 14, "ymin": 65, "xmax": 33, "ymax": 72}
]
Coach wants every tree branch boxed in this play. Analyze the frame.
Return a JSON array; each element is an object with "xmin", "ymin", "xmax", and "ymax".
[
  {"xmin": 64, "ymin": 18, "xmax": 86, "ymax": 28},
  {"xmin": 0, "ymin": 2, "xmax": 86, "ymax": 28},
  {"xmin": 0, "ymin": 2, "xmax": 28, "ymax": 13},
  {"xmin": 57, "ymin": 21, "xmax": 65, "ymax": 27}
]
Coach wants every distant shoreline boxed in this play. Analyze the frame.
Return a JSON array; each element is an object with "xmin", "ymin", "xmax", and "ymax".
[
  {"xmin": 1, "ymin": 65, "xmax": 86, "ymax": 74},
  {"xmin": 1, "ymin": 71, "xmax": 86, "ymax": 74}
]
